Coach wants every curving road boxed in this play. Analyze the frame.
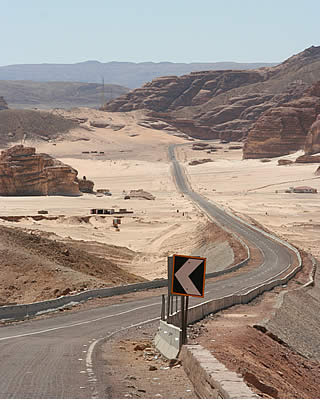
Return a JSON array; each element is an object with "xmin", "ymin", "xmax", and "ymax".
[{"xmin": 0, "ymin": 144, "xmax": 297, "ymax": 398}]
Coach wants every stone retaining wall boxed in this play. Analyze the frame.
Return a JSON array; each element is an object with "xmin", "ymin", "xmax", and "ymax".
[{"xmin": 180, "ymin": 345, "xmax": 257, "ymax": 399}]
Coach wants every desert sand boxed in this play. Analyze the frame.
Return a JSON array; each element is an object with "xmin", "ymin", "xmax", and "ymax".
[
  {"xmin": 1, "ymin": 107, "xmax": 318, "ymax": 282},
  {"xmin": 179, "ymin": 144, "xmax": 320, "ymax": 261},
  {"xmin": 0, "ymin": 108, "xmax": 235, "ymax": 281}
]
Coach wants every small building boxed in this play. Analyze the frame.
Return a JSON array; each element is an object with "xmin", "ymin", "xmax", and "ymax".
[
  {"xmin": 90, "ymin": 208, "xmax": 115, "ymax": 215},
  {"xmin": 292, "ymin": 186, "xmax": 317, "ymax": 193}
]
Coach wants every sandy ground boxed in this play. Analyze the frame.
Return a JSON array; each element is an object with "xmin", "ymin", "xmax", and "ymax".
[
  {"xmin": 1, "ymin": 108, "xmax": 319, "ymax": 397},
  {"xmin": 0, "ymin": 109, "xmax": 236, "ymax": 281},
  {"xmin": 179, "ymin": 143, "xmax": 320, "ymax": 261}
]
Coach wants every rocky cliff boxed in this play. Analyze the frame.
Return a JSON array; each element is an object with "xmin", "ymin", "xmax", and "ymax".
[
  {"xmin": 243, "ymin": 82, "xmax": 320, "ymax": 159},
  {"xmin": 102, "ymin": 46, "xmax": 320, "ymax": 147},
  {"xmin": 104, "ymin": 70, "xmax": 266, "ymax": 112},
  {"xmin": 0, "ymin": 96, "xmax": 8, "ymax": 110},
  {"xmin": 0, "ymin": 145, "xmax": 80, "ymax": 196}
]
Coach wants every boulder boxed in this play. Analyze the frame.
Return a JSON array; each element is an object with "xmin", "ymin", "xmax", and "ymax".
[
  {"xmin": 278, "ymin": 159, "xmax": 294, "ymax": 165},
  {"xmin": 0, "ymin": 145, "xmax": 80, "ymax": 196},
  {"xmin": 78, "ymin": 178, "xmax": 94, "ymax": 193},
  {"xmin": 295, "ymin": 154, "xmax": 320, "ymax": 163},
  {"xmin": 89, "ymin": 120, "xmax": 109, "ymax": 128},
  {"xmin": 129, "ymin": 189, "xmax": 155, "ymax": 200},
  {"xmin": 110, "ymin": 124, "xmax": 125, "ymax": 131},
  {"xmin": 192, "ymin": 143, "xmax": 210, "ymax": 150},
  {"xmin": 189, "ymin": 159, "xmax": 213, "ymax": 166}
]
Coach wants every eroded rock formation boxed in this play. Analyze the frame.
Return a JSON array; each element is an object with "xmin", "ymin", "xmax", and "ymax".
[
  {"xmin": 129, "ymin": 189, "xmax": 155, "ymax": 200},
  {"xmin": 102, "ymin": 46, "xmax": 320, "ymax": 144},
  {"xmin": 0, "ymin": 145, "xmax": 80, "ymax": 196},
  {"xmin": 295, "ymin": 154, "xmax": 320, "ymax": 163},
  {"xmin": 104, "ymin": 70, "xmax": 265, "ymax": 113},
  {"xmin": 78, "ymin": 178, "xmax": 94, "ymax": 193},
  {"xmin": 243, "ymin": 84, "xmax": 320, "ymax": 159}
]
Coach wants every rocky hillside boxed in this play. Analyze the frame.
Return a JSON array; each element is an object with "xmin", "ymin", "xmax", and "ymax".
[
  {"xmin": 0, "ymin": 108, "xmax": 77, "ymax": 146},
  {"xmin": 103, "ymin": 46, "xmax": 320, "ymax": 148},
  {"xmin": 0, "ymin": 145, "xmax": 80, "ymax": 196},
  {"xmin": 0, "ymin": 225, "xmax": 143, "ymax": 304},
  {"xmin": 243, "ymin": 82, "xmax": 320, "ymax": 158}
]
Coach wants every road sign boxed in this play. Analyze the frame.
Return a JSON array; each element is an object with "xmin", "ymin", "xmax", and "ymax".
[{"xmin": 171, "ymin": 254, "xmax": 206, "ymax": 297}]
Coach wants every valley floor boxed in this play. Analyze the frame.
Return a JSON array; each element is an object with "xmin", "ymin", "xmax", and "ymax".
[{"xmin": 1, "ymin": 107, "xmax": 319, "ymax": 398}]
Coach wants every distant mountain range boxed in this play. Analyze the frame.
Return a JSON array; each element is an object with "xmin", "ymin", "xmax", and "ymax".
[
  {"xmin": 0, "ymin": 60, "xmax": 277, "ymax": 89},
  {"xmin": 0, "ymin": 80, "xmax": 128, "ymax": 109}
]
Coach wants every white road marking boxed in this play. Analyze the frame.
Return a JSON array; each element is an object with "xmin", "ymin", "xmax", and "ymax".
[
  {"xmin": 85, "ymin": 315, "xmax": 160, "ymax": 399},
  {"xmin": 0, "ymin": 301, "xmax": 161, "ymax": 342}
]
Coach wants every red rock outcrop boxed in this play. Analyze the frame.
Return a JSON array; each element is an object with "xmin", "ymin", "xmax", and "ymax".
[
  {"xmin": 278, "ymin": 159, "xmax": 294, "ymax": 165},
  {"xmin": 129, "ymin": 189, "xmax": 155, "ymax": 200},
  {"xmin": 295, "ymin": 154, "xmax": 320, "ymax": 163},
  {"xmin": 0, "ymin": 145, "xmax": 80, "ymax": 196},
  {"xmin": 0, "ymin": 96, "xmax": 8, "ymax": 110},
  {"xmin": 78, "ymin": 178, "xmax": 94, "ymax": 193},
  {"xmin": 243, "ymin": 87, "xmax": 320, "ymax": 159}
]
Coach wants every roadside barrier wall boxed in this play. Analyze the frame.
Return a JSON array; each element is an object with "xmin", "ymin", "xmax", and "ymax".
[
  {"xmin": 159, "ymin": 147, "xmax": 304, "ymax": 362},
  {"xmin": 167, "ymin": 190, "xmax": 303, "ymax": 328},
  {"xmin": 0, "ymin": 148, "xmax": 252, "ymax": 322},
  {"xmin": 1, "ymin": 150, "xmax": 303, "ymax": 325},
  {"xmin": 180, "ymin": 345, "xmax": 258, "ymax": 399},
  {"xmin": 166, "ymin": 257, "xmax": 302, "ymax": 329},
  {"xmin": 154, "ymin": 320, "xmax": 181, "ymax": 360},
  {"xmin": 0, "ymin": 279, "xmax": 165, "ymax": 321},
  {"xmin": 0, "ymin": 228, "xmax": 252, "ymax": 322}
]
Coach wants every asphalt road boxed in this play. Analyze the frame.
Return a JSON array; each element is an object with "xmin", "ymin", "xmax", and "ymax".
[{"xmin": 0, "ymin": 145, "xmax": 296, "ymax": 399}]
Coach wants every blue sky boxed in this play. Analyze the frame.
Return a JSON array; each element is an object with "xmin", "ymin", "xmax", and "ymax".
[{"xmin": 1, "ymin": 0, "xmax": 319, "ymax": 65}]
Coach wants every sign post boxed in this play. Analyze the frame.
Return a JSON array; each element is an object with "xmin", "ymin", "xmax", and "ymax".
[
  {"xmin": 167, "ymin": 256, "xmax": 173, "ymax": 320},
  {"xmin": 170, "ymin": 254, "xmax": 206, "ymax": 348}
]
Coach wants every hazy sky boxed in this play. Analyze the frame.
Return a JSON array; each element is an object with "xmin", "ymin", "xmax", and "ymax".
[{"xmin": 1, "ymin": 0, "xmax": 319, "ymax": 65}]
